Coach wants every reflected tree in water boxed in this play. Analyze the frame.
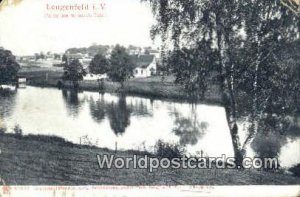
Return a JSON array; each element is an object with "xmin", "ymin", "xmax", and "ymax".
[
  {"xmin": 89, "ymin": 94, "xmax": 106, "ymax": 123},
  {"xmin": 0, "ymin": 88, "xmax": 17, "ymax": 118},
  {"xmin": 251, "ymin": 131, "xmax": 286, "ymax": 160},
  {"xmin": 244, "ymin": 114, "xmax": 291, "ymax": 168},
  {"xmin": 0, "ymin": 88, "xmax": 17, "ymax": 132},
  {"xmin": 128, "ymin": 99, "xmax": 153, "ymax": 117},
  {"xmin": 107, "ymin": 95, "xmax": 132, "ymax": 136},
  {"xmin": 172, "ymin": 108, "xmax": 208, "ymax": 147},
  {"xmin": 62, "ymin": 90, "xmax": 84, "ymax": 117}
]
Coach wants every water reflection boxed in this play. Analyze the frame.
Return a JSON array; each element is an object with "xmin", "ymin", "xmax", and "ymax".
[
  {"xmin": 0, "ymin": 88, "xmax": 17, "ymax": 117},
  {"xmin": 172, "ymin": 110, "xmax": 208, "ymax": 146},
  {"xmin": 89, "ymin": 94, "xmax": 106, "ymax": 123},
  {"xmin": 106, "ymin": 95, "xmax": 132, "ymax": 136},
  {"xmin": 252, "ymin": 132, "xmax": 286, "ymax": 159},
  {"xmin": 62, "ymin": 90, "xmax": 84, "ymax": 117},
  {"xmin": 0, "ymin": 86, "xmax": 298, "ymax": 169},
  {"xmin": 0, "ymin": 88, "xmax": 17, "ymax": 131},
  {"xmin": 128, "ymin": 99, "xmax": 153, "ymax": 117},
  {"xmin": 242, "ymin": 114, "xmax": 299, "ymax": 168}
]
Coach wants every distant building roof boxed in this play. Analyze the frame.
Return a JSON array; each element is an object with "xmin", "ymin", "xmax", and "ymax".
[
  {"xmin": 131, "ymin": 55, "xmax": 155, "ymax": 69},
  {"xmin": 148, "ymin": 49, "xmax": 159, "ymax": 53},
  {"xmin": 128, "ymin": 45, "xmax": 141, "ymax": 50},
  {"xmin": 20, "ymin": 55, "xmax": 35, "ymax": 58},
  {"xmin": 66, "ymin": 53, "xmax": 83, "ymax": 59}
]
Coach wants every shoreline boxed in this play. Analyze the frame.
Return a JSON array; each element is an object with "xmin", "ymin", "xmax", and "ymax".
[
  {"xmin": 0, "ymin": 133, "xmax": 299, "ymax": 185},
  {"xmin": 18, "ymin": 69, "xmax": 223, "ymax": 105}
]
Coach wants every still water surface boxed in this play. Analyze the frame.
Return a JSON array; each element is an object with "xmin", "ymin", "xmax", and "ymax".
[{"xmin": 0, "ymin": 86, "xmax": 299, "ymax": 168}]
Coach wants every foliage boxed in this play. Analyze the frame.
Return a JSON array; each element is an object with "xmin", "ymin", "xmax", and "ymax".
[
  {"xmin": 0, "ymin": 127, "xmax": 6, "ymax": 134},
  {"xmin": 155, "ymin": 140, "xmax": 185, "ymax": 159},
  {"xmin": 89, "ymin": 53, "xmax": 110, "ymax": 75},
  {"xmin": 63, "ymin": 59, "xmax": 86, "ymax": 83},
  {"xmin": 0, "ymin": 48, "xmax": 20, "ymax": 84},
  {"xmin": 13, "ymin": 124, "xmax": 23, "ymax": 137},
  {"xmin": 54, "ymin": 53, "xmax": 61, "ymax": 60},
  {"xmin": 108, "ymin": 45, "xmax": 135, "ymax": 86},
  {"xmin": 166, "ymin": 41, "xmax": 218, "ymax": 99},
  {"xmin": 289, "ymin": 164, "xmax": 300, "ymax": 177},
  {"xmin": 62, "ymin": 54, "xmax": 68, "ymax": 63},
  {"xmin": 144, "ymin": 0, "xmax": 300, "ymax": 164},
  {"xmin": 35, "ymin": 52, "xmax": 45, "ymax": 60}
]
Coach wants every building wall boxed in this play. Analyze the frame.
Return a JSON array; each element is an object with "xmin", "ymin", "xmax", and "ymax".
[
  {"xmin": 83, "ymin": 74, "xmax": 108, "ymax": 81},
  {"xmin": 133, "ymin": 59, "xmax": 157, "ymax": 78},
  {"xmin": 134, "ymin": 68, "xmax": 146, "ymax": 78}
]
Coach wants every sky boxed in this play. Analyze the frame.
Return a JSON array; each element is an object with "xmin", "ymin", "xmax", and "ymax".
[{"xmin": 0, "ymin": 0, "xmax": 158, "ymax": 56}]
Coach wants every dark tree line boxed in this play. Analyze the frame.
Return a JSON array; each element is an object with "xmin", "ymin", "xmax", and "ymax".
[{"xmin": 0, "ymin": 48, "xmax": 20, "ymax": 85}]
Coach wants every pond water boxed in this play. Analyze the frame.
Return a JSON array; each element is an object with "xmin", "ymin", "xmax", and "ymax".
[{"xmin": 0, "ymin": 86, "xmax": 299, "ymax": 168}]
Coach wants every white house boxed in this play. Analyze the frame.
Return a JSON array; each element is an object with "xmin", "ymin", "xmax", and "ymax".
[{"xmin": 132, "ymin": 55, "xmax": 157, "ymax": 78}]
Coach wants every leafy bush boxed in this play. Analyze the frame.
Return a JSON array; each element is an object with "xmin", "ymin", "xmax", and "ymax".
[
  {"xmin": 155, "ymin": 140, "xmax": 185, "ymax": 159},
  {"xmin": 13, "ymin": 124, "xmax": 23, "ymax": 137},
  {"xmin": 0, "ymin": 127, "xmax": 6, "ymax": 134},
  {"xmin": 289, "ymin": 163, "xmax": 300, "ymax": 177}
]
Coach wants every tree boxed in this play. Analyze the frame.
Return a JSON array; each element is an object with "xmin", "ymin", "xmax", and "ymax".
[
  {"xmin": 39, "ymin": 52, "xmax": 45, "ymax": 60},
  {"xmin": 62, "ymin": 59, "xmax": 86, "ymax": 89},
  {"xmin": 89, "ymin": 54, "xmax": 110, "ymax": 92},
  {"xmin": 236, "ymin": 0, "xmax": 299, "ymax": 155},
  {"xmin": 34, "ymin": 53, "xmax": 40, "ymax": 61},
  {"xmin": 62, "ymin": 54, "xmax": 68, "ymax": 63},
  {"xmin": 89, "ymin": 54, "xmax": 110, "ymax": 75},
  {"xmin": 35, "ymin": 52, "xmax": 46, "ymax": 61},
  {"xmin": 0, "ymin": 48, "xmax": 20, "ymax": 85},
  {"xmin": 144, "ymin": 0, "xmax": 299, "ymax": 165},
  {"xmin": 167, "ymin": 41, "xmax": 217, "ymax": 100},
  {"xmin": 108, "ymin": 45, "xmax": 135, "ymax": 88},
  {"xmin": 54, "ymin": 53, "xmax": 61, "ymax": 60}
]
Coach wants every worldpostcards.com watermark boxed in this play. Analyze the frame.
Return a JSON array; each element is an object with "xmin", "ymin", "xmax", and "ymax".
[{"xmin": 97, "ymin": 154, "xmax": 278, "ymax": 172}]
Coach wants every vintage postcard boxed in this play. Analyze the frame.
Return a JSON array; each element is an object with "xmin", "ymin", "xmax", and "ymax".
[{"xmin": 0, "ymin": 0, "xmax": 299, "ymax": 196}]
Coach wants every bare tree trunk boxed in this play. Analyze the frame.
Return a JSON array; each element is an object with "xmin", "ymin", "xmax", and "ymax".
[
  {"xmin": 73, "ymin": 80, "xmax": 79, "ymax": 90},
  {"xmin": 242, "ymin": 32, "xmax": 262, "ymax": 150},
  {"xmin": 97, "ymin": 79, "xmax": 105, "ymax": 93},
  {"xmin": 250, "ymin": 34, "xmax": 260, "ymax": 145},
  {"xmin": 215, "ymin": 17, "xmax": 244, "ymax": 166}
]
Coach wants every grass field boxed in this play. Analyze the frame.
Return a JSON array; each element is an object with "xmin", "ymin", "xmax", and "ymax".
[{"xmin": 0, "ymin": 133, "xmax": 299, "ymax": 185}]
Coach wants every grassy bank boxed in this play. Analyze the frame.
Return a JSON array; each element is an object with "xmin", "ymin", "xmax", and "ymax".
[
  {"xmin": 0, "ymin": 133, "xmax": 299, "ymax": 185},
  {"xmin": 18, "ymin": 68, "xmax": 222, "ymax": 103}
]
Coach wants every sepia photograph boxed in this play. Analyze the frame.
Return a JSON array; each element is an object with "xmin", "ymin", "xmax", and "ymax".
[{"xmin": 0, "ymin": 0, "xmax": 299, "ymax": 196}]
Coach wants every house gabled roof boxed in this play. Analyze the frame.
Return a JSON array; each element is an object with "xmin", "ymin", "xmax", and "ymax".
[{"xmin": 130, "ymin": 55, "xmax": 155, "ymax": 69}]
